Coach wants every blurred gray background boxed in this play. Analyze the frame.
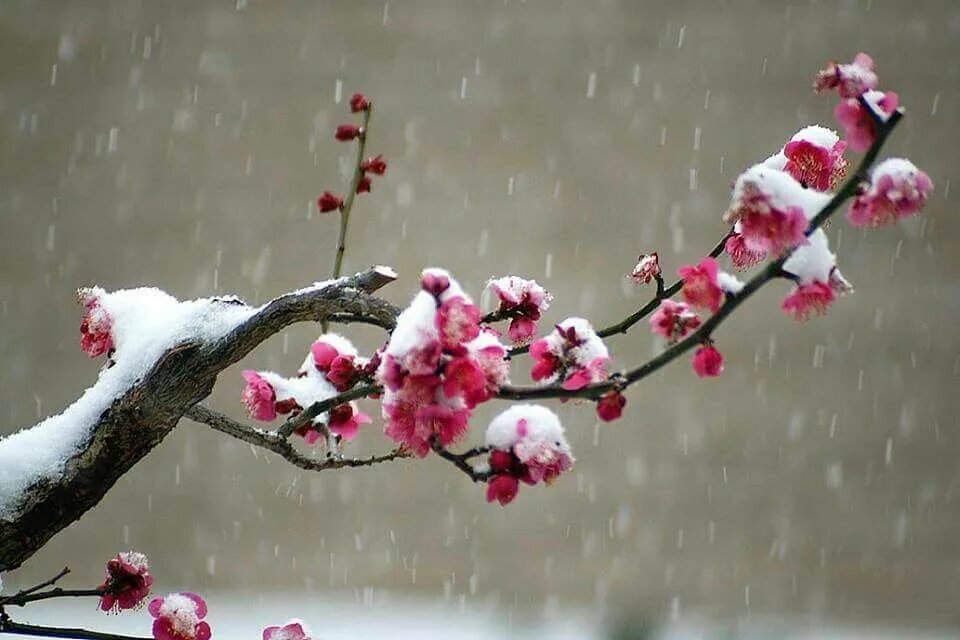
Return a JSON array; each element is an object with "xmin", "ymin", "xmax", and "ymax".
[{"xmin": 1, "ymin": 0, "xmax": 959, "ymax": 636}]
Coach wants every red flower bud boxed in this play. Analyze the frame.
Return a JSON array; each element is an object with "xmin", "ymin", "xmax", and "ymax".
[
  {"xmin": 596, "ymin": 391, "xmax": 626, "ymax": 422},
  {"xmin": 317, "ymin": 191, "xmax": 343, "ymax": 213},
  {"xmin": 350, "ymin": 93, "xmax": 370, "ymax": 113},
  {"xmin": 356, "ymin": 174, "xmax": 372, "ymax": 193},
  {"xmin": 335, "ymin": 124, "xmax": 361, "ymax": 141},
  {"xmin": 361, "ymin": 154, "xmax": 387, "ymax": 176}
]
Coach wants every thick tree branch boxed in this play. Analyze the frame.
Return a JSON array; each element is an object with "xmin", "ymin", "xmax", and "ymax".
[
  {"xmin": 0, "ymin": 615, "xmax": 149, "ymax": 640},
  {"xmin": 0, "ymin": 267, "xmax": 399, "ymax": 572}
]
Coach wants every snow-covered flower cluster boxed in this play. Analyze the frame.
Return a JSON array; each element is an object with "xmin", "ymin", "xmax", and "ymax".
[
  {"xmin": 814, "ymin": 53, "xmax": 898, "ymax": 153},
  {"xmin": 722, "ymin": 166, "xmax": 830, "ymax": 260},
  {"xmin": 486, "ymin": 276, "xmax": 552, "ymax": 344},
  {"xmin": 98, "ymin": 551, "xmax": 153, "ymax": 613},
  {"xmin": 814, "ymin": 52, "xmax": 878, "ymax": 99},
  {"xmin": 377, "ymin": 269, "xmax": 509, "ymax": 457},
  {"xmin": 148, "ymin": 593, "xmax": 211, "ymax": 640},
  {"xmin": 650, "ymin": 299, "xmax": 701, "ymax": 342},
  {"xmin": 848, "ymin": 158, "xmax": 934, "ymax": 228},
  {"xmin": 780, "ymin": 229, "xmax": 853, "ymax": 321},
  {"xmin": 263, "ymin": 620, "xmax": 312, "ymax": 640},
  {"xmin": 483, "ymin": 405, "xmax": 574, "ymax": 505},
  {"xmin": 240, "ymin": 333, "xmax": 374, "ymax": 444},
  {"xmin": 630, "ymin": 253, "xmax": 661, "ymax": 285},
  {"xmin": 763, "ymin": 125, "xmax": 848, "ymax": 192},
  {"xmin": 529, "ymin": 318, "xmax": 610, "ymax": 390}
]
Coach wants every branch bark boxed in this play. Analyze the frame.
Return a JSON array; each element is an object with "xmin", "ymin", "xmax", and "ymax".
[{"xmin": 0, "ymin": 267, "xmax": 399, "ymax": 572}]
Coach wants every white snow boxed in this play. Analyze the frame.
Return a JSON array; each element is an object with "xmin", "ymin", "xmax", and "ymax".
[
  {"xmin": 485, "ymin": 404, "xmax": 568, "ymax": 452},
  {"xmin": 783, "ymin": 229, "xmax": 836, "ymax": 284},
  {"xmin": 870, "ymin": 157, "xmax": 924, "ymax": 183},
  {"xmin": 761, "ymin": 125, "xmax": 840, "ymax": 172},
  {"xmin": 717, "ymin": 271, "xmax": 745, "ymax": 295},
  {"xmin": 0, "ymin": 287, "xmax": 256, "ymax": 521},
  {"xmin": 724, "ymin": 165, "xmax": 832, "ymax": 224}
]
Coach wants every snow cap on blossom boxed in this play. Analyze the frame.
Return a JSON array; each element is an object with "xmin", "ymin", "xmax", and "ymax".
[
  {"xmin": 765, "ymin": 126, "xmax": 848, "ymax": 191},
  {"xmin": 148, "ymin": 593, "xmax": 211, "ymax": 640},
  {"xmin": 723, "ymin": 166, "xmax": 829, "ymax": 256},
  {"xmin": 78, "ymin": 287, "xmax": 115, "ymax": 358},
  {"xmin": 529, "ymin": 317, "xmax": 610, "ymax": 389},
  {"xmin": 263, "ymin": 620, "xmax": 312, "ymax": 640},
  {"xmin": 678, "ymin": 257, "xmax": 725, "ymax": 313},
  {"xmin": 848, "ymin": 158, "xmax": 934, "ymax": 228},
  {"xmin": 486, "ymin": 276, "xmax": 552, "ymax": 344},
  {"xmin": 304, "ymin": 333, "xmax": 365, "ymax": 392},
  {"xmin": 781, "ymin": 228, "xmax": 852, "ymax": 320},
  {"xmin": 484, "ymin": 404, "xmax": 575, "ymax": 503},
  {"xmin": 98, "ymin": 551, "xmax": 153, "ymax": 613},
  {"xmin": 378, "ymin": 268, "xmax": 505, "ymax": 457},
  {"xmin": 834, "ymin": 90, "xmax": 899, "ymax": 153},
  {"xmin": 692, "ymin": 344, "xmax": 724, "ymax": 378},
  {"xmin": 630, "ymin": 253, "xmax": 661, "ymax": 285},
  {"xmin": 814, "ymin": 52, "xmax": 878, "ymax": 98},
  {"xmin": 650, "ymin": 299, "xmax": 701, "ymax": 342}
]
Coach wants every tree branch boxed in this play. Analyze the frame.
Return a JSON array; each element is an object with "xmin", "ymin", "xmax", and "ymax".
[
  {"xmin": 0, "ymin": 615, "xmax": 149, "ymax": 640},
  {"xmin": 0, "ymin": 267, "xmax": 399, "ymax": 572},
  {"xmin": 430, "ymin": 438, "xmax": 491, "ymax": 482}
]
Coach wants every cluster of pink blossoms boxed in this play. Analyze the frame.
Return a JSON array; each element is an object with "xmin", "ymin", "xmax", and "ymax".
[
  {"xmin": 483, "ymin": 405, "xmax": 575, "ymax": 505},
  {"xmin": 317, "ymin": 92, "xmax": 386, "ymax": 212},
  {"xmin": 148, "ymin": 593, "xmax": 211, "ymax": 640},
  {"xmin": 78, "ymin": 288, "xmax": 115, "ymax": 358},
  {"xmin": 377, "ymin": 269, "xmax": 509, "ymax": 457},
  {"xmin": 848, "ymin": 158, "xmax": 934, "ymax": 228},
  {"xmin": 486, "ymin": 276, "xmax": 552, "ymax": 344},
  {"xmin": 649, "ymin": 257, "xmax": 743, "ymax": 378},
  {"xmin": 262, "ymin": 620, "xmax": 312, "ymax": 640},
  {"xmin": 241, "ymin": 333, "xmax": 374, "ymax": 444},
  {"xmin": 98, "ymin": 551, "xmax": 153, "ymax": 613}
]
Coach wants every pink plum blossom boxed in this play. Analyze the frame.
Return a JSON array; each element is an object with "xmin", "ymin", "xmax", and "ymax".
[
  {"xmin": 327, "ymin": 404, "xmax": 372, "ymax": 441},
  {"xmin": 692, "ymin": 344, "xmax": 724, "ymax": 378},
  {"xmin": 835, "ymin": 90, "xmax": 899, "ymax": 153},
  {"xmin": 630, "ymin": 253, "xmax": 661, "ymax": 285},
  {"xmin": 98, "ymin": 551, "xmax": 153, "ymax": 613},
  {"xmin": 486, "ymin": 276, "xmax": 552, "ymax": 344},
  {"xmin": 678, "ymin": 257, "xmax": 725, "ymax": 313},
  {"xmin": 437, "ymin": 296, "xmax": 481, "ymax": 353},
  {"xmin": 263, "ymin": 620, "xmax": 312, "ymax": 640},
  {"xmin": 847, "ymin": 158, "xmax": 933, "ymax": 227},
  {"xmin": 241, "ymin": 370, "xmax": 277, "ymax": 421},
  {"xmin": 79, "ymin": 291, "xmax": 114, "ymax": 358},
  {"xmin": 649, "ymin": 300, "xmax": 702, "ymax": 342},
  {"xmin": 148, "ymin": 593, "xmax": 211, "ymax": 640},
  {"xmin": 783, "ymin": 138, "xmax": 848, "ymax": 191},
  {"xmin": 596, "ymin": 391, "xmax": 626, "ymax": 422},
  {"xmin": 486, "ymin": 473, "xmax": 520, "ymax": 506},
  {"xmin": 724, "ymin": 232, "xmax": 767, "ymax": 270},
  {"xmin": 781, "ymin": 281, "xmax": 836, "ymax": 321},
  {"xmin": 814, "ymin": 52, "xmax": 878, "ymax": 98},
  {"xmin": 528, "ymin": 318, "xmax": 610, "ymax": 389}
]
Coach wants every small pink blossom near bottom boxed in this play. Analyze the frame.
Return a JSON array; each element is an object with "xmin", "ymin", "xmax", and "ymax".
[
  {"xmin": 148, "ymin": 593, "xmax": 211, "ymax": 640},
  {"xmin": 486, "ymin": 473, "xmax": 521, "ymax": 505},
  {"xmin": 98, "ymin": 551, "xmax": 153, "ymax": 613},
  {"xmin": 262, "ymin": 620, "xmax": 312, "ymax": 640},
  {"xmin": 692, "ymin": 345, "xmax": 724, "ymax": 378}
]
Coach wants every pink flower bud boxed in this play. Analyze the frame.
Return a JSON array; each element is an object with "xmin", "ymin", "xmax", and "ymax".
[
  {"xmin": 692, "ymin": 344, "xmax": 724, "ymax": 378},
  {"xmin": 334, "ymin": 124, "xmax": 361, "ymax": 141},
  {"xmin": 596, "ymin": 391, "xmax": 626, "ymax": 422},
  {"xmin": 317, "ymin": 191, "xmax": 343, "ymax": 213},
  {"xmin": 349, "ymin": 92, "xmax": 370, "ymax": 113}
]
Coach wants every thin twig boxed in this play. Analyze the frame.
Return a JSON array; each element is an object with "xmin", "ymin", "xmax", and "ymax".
[
  {"xmin": 0, "ymin": 615, "xmax": 150, "ymax": 640},
  {"xmin": 1, "ymin": 588, "xmax": 103, "ymax": 608},
  {"xmin": 330, "ymin": 107, "xmax": 374, "ymax": 286},
  {"xmin": 0, "ymin": 568, "xmax": 71, "ymax": 606},
  {"xmin": 276, "ymin": 383, "xmax": 381, "ymax": 439},
  {"xmin": 184, "ymin": 404, "xmax": 408, "ymax": 472},
  {"xmin": 430, "ymin": 438, "xmax": 491, "ymax": 482}
]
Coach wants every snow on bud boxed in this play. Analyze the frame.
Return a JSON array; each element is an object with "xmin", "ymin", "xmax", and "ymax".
[
  {"xmin": 649, "ymin": 299, "xmax": 701, "ymax": 342},
  {"xmin": 361, "ymin": 154, "xmax": 388, "ymax": 175},
  {"xmin": 378, "ymin": 268, "xmax": 506, "ymax": 456},
  {"xmin": 529, "ymin": 318, "xmax": 610, "ymax": 389},
  {"xmin": 814, "ymin": 52, "xmax": 878, "ymax": 98},
  {"xmin": 724, "ymin": 165, "xmax": 831, "ymax": 256},
  {"xmin": 317, "ymin": 191, "xmax": 343, "ymax": 213},
  {"xmin": 486, "ymin": 275, "xmax": 552, "ymax": 344},
  {"xmin": 99, "ymin": 551, "xmax": 153, "ymax": 613},
  {"xmin": 148, "ymin": 592, "xmax": 211, "ymax": 640},
  {"xmin": 847, "ymin": 158, "xmax": 934, "ymax": 228},
  {"xmin": 630, "ymin": 252, "xmax": 661, "ymax": 285},
  {"xmin": 692, "ymin": 344, "xmax": 724, "ymax": 378},
  {"xmin": 78, "ymin": 288, "xmax": 115, "ymax": 358},
  {"xmin": 596, "ymin": 391, "xmax": 626, "ymax": 422},
  {"xmin": 484, "ymin": 404, "xmax": 575, "ymax": 504},
  {"xmin": 677, "ymin": 257, "xmax": 725, "ymax": 313},
  {"xmin": 334, "ymin": 124, "xmax": 361, "ymax": 141},
  {"xmin": 834, "ymin": 90, "xmax": 899, "ymax": 153},
  {"xmin": 263, "ymin": 621, "xmax": 312, "ymax": 640},
  {"xmin": 349, "ymin": 92, "xmax": 370, "ymax": 113}
]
